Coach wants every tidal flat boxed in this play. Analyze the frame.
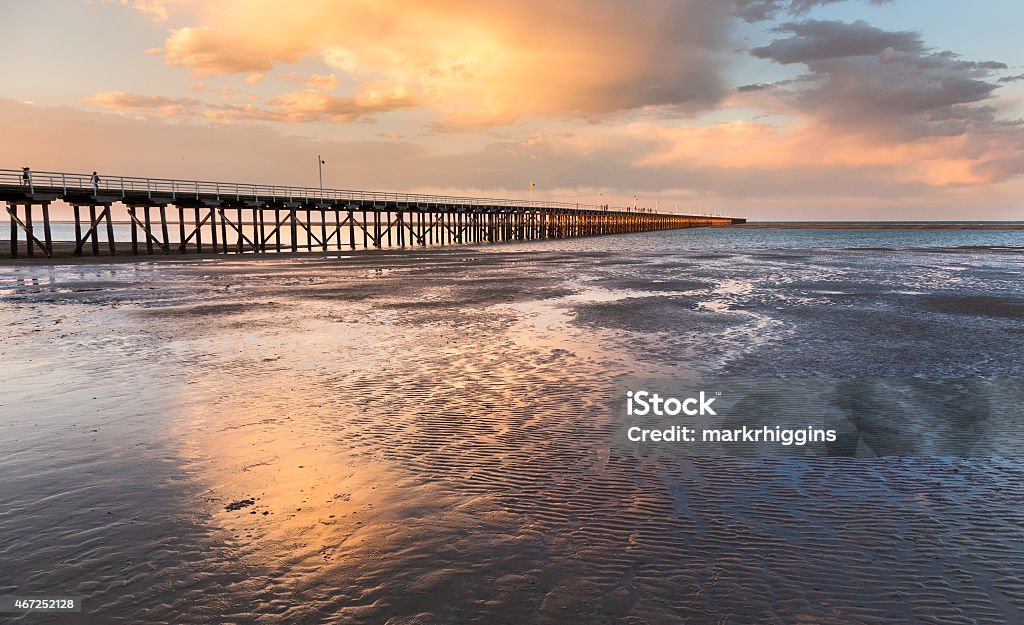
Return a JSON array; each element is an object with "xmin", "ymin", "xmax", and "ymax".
[{"xmin": 2, "ymin": 227, "xmax": 1024, "ymax": 624}]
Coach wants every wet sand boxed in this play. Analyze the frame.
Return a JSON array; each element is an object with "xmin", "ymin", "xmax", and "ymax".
[{"xmin": 2, "ymin": 230, "xmax": 1024, "ymax": 623}]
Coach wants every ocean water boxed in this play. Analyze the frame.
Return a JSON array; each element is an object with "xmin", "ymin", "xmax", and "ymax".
[
  {"xmin": 1, "ymin": 227, "xmax": 1023, "ymax": 623},
  {"xmin": 8, "ymin": 220, "xmax": 1024, "ymax": 252}
]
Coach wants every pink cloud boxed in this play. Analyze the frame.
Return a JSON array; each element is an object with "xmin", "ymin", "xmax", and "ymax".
[{"xmin": 83, "ymin": 91, "xmax": 201, "ymax": 117}]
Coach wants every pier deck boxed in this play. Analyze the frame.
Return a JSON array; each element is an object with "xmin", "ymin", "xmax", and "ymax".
[{"xmin": 1, "ymin": 168, "xmax": 744, "ymax": 259}]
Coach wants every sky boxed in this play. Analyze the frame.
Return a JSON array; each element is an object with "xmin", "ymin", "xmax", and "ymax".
[{"xmin": 1, "ymin": 0, "xmax": 1023, "ymax": 220}]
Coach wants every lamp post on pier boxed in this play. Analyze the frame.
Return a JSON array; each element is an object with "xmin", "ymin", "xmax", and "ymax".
[{"xmin": 317, "ymin": 155, "xmax": 325, "ymax": 206}]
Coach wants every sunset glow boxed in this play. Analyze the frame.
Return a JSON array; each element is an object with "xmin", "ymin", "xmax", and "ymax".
[{"xmin": 2, "ymin": 0, "xmax": 1022, "ymax": 219}]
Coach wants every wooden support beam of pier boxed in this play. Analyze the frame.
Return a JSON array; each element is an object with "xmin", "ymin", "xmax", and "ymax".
[
  {"xmin": 218, "ymin": 209, "xmax": 258, "ymax": 252},
  {"xmin": 143, "ymin": 206, "xmax": 154, "ymax": 255},
  {"xmin": 41, "ymin": 202, "xmax": 52, "ymax": 255},
  {"xmin": 24, "ymin": 202, "xmax": 33, "ymax": 257},
  {"xmin": 261, "ymin": 210, "xmax": 292, "ymax": 250},
  {"xmin": 178, "ymin": 207, "xmax": 186, "ymax": 253},
  {"xmin": 4, "ymin": 203, "xmax": 52, "ymax": 258},
  {"xmin": 209, "ymin": 206, "xmax": 219, "ymax": 253},
  {"xmin": 105, "ymin": 205, "xmax": 117, "ymax": 255},
  {"xmin": 159, "ymin": 206, "xmax": 170, "ymax": 255},
  {"xmin": 128, "ymin": 206, "xmax": 138, "ymax": 254},
  {"xmin": 235, "ymin": 207, "xmax": 244, "ymax": 254},
  {"xmin": 334, "ymin": 209, "xmax": 342, "ymax": 250},
  {"xmin": 258, "ymin": 207, "xmax": 267, "ymax": 253},
  {"xmin": 376, "ymin": 214, "xmax": 400, "ymax": 248},
  {"xmin": 89, "ymin": 205, "xmax": 100, "ymax": 255},
  {"xmin": 320, "ymin": 208, "xmax": 328, "ymax": 252},
  {"xmin": 292, "ymin": 212, "xmax": 324, "ymax": 249},
  {"xmin": 180, "ymin": 210, "xmax": 212, "ymax": 252},
  {"xmin": 73, "ymin": 205, "xmax": 113, "ymax": 257},
  {"xmin": 124, "ymin": 205, "xmax": 169, "ymax": 254},
  {"xmin": 430, "ymin": 213, "xmax": 459, "ymax": 243},
  {"xmin": 346, "ymin": 212, "xmax": 375, "ymax": 249}
]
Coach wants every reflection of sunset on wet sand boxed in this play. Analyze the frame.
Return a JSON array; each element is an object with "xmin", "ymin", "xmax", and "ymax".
[{"xmin": 144, "ymin": 255, "xmax": 609, "ymax": 621}]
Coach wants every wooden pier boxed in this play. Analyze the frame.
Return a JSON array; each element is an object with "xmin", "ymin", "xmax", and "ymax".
[{"xmin": 1, "ymin": 168, "xmax": 744, "ymax": 259}]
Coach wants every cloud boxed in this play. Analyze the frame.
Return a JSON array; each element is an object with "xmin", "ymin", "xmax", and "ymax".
[
  {"xmin": 752, "ymin": 19, "xmax": 922, "ymax": 63},
  {"xmin": 7, "ymin": 98, "xmax": 1024, "ymax": 220},
  {"xmin": 305, "ymin": 73, "xmax": 338, "ymax": 90},
  {"xmin": 751, "ymin": 20, "xmax": 1013, "ymax": 137},
  {"xmin": 272, "ymin": 86, "xmax": 418, "ymax": 122},
  {"xmin": 630, "ymin": 118, "xmax": 1019, "ymax": 186},
  {"xmin": 84, "ymin": 91, "xmax": 201, "ymax": 117},
  {"xmin": 219, "ymin": 84, "xmax": 419, "ymax": 123},
  {"xmin": 103, "ymin": 0, "xmax": 173, "ymax": 21},
  {"xmin": 744, "ymin": 19, "xmax": 1024, "ymax": 184},
  {"xmin": 128, "ymin": 0, "xmax": 169, "ymax": 20},
  {"xmin": 154, "ymin": 0, "xmax": 733, "ymax": 124},
  {"xmin": 303, "ymin": 73, "xmax": 335, "ymax": 90},
  {"xmin": 0, "ymin": 98, "xmax": 916, "ymax": 200},
  {"xmin": 736, "ymin": 83, "xmax": 773, "ymax": 92},
  {"xmin": 84, "ymin": 82, "xmax": 417, "ymax": 125},
  {"xmin": 164, "ymin": 26, "xmax": 299, "ymax": 75},
  {"xmin": 65, "ymin": 2, "xmax": 1024, "ymax": 202},
  {"xmin": 732, "ymin": 0, "xmax": 892, "ymax": 23}
]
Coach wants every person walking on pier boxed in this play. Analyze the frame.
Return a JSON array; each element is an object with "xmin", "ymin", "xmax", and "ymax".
[
  {"xmin": 21, "ymin": 167, "xmax": 30, "ymax": 186},
  {"xmin": 91, "ymin": 171, "xmax": 101, "ymax": 197}
]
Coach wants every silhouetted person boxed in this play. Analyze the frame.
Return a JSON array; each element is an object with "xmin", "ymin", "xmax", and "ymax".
[
  {"xmin": 21, "ymin": 167, "xmax": 30, "ymax": 186},
  {"xmin": 91, "ymin": 171, "xmax": 100, "ymax": 196}
]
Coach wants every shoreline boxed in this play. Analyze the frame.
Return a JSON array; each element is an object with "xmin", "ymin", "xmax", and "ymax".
[
  {"xmin": 730, "ymin": 222, "xmax": 1024, "ymax": 230},
  {"xmin": 1, "ymin": 231, "xmax": 1022, "ymax": 266},
  {"xmin": 0, "ymin": 240, "xmax": 484, "ymax": 266}
]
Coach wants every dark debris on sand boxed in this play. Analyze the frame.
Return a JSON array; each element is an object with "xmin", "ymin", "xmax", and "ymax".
[{"xmin": 224, "ymin": 498, "xmax": 256, "ymax": 512}]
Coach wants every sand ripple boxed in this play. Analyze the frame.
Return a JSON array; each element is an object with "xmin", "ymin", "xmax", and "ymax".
[{"xmin": 2, "ymin": 231, "xmax": 1024, "ymax": 623}]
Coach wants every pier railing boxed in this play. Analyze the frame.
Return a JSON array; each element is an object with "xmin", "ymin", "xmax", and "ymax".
[{"xmin": 0, "ymin": 168, "xmax": 721, "ymax": 215}]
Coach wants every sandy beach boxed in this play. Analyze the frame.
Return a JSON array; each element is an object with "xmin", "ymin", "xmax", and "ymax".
[{"xmin": 3, "ymin": 228, "xmax": 1024, "ymax": 623}]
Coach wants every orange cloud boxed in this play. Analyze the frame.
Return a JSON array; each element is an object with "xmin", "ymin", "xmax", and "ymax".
[
  {"xmin": 84, "ymin": 91, "xmax": 200, "ymax": 117},
  {"xmin": 200, "ymin": 84, "xmax": 419, "ymax": 123},
  {"xmin": 95, "ymin": 0, "xmax": 1024, "ymax": 190},
  {"xmin": 129, "ymin": 0, "xmax": 168, "ymax": 20},
  {"xmin": 104, "ymin": 0, "xmax": 171, "ymax": 21},
  {"xmin": 107, "ymin": 0, "xmax": 201, "ymax": 22},
  {"xmin": 84, "ymin": 80, "xmax": 417, "ymax": 125},
  {"xmin": 155, "ymin": 0, "xmax": 729, "ymax": 124},
  {"xmin": 268, "ymin": 83, "xmax": 419, "ymax": 122},
  {"xmin": 10, "ymin": 98, "xmax": 1024, "ymax": 221},
  {"xmin": 305, "ymin": 73, "xmax": 338, "ymax": 90},
  {"xmin": 164, "ymin": 26, "xmax": 298, "ymax": 75},
  {"xmin": 628, "ymin": 119, "xmax": 1020, "ymax": 186}
]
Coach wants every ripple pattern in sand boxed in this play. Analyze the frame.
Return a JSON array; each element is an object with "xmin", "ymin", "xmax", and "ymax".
[{"xmin": 2, "ymin": 233, "xmax": 1024, "ymax": 624}]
